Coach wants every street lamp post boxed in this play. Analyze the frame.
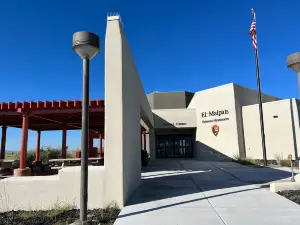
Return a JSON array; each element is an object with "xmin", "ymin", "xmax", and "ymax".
[
  {"xmin": 287, "ymin": 52, "xmax": 300, "ymax": 95},
  {"xmin": 72, "ymin": 31, "xmax": 100, "ymax": 223}
]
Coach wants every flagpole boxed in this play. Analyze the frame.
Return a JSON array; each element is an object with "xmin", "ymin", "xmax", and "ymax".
[{"xmin": 251, "ymin": 8, "xmax": 267, "ymax": 166}]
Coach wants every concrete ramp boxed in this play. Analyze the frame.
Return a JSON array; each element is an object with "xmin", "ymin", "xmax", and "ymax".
[{"xmin": 115, "ymin": 160, "xmax": 300, "ymax": 225}]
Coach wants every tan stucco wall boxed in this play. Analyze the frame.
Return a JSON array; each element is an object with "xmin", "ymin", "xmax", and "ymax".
[
  {"xmin": 188, "ymin": 84, "xmax": 240, "ymax": 159},
  {"xmin": 0, "ymin": 166, "xmax": 104, "ymax": 212},
  {"xmin": 233, "ymin": 84, "xmax": 280, "ymax": 158},
  {"xmin": 104, "ymin": 15, "xmax": 153, "ymax": 208},
  {"xmin": 242, "ymin": 99, "xmax": 300, "ymax": 160},
  {"xmin": 152, "ymin": 109, "xmax": 197, "ymax": 129}
]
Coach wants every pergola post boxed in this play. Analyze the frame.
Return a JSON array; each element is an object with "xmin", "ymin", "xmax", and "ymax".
[
  {"xmin": 143, "ymin": 132, "xmax": 146, "ymax": 152},
  {"xmin": 14, "ymin": 114, "xmax": 31, "ymax": 176},
  {"xmin": 99, "ymin": 132, "xmax": 103, "ymax": 157},
  {"xmin": 35, "ymin": 130, "xmax": 41, "ymax": 163},
  {"xmin": 62, "ymin": 129, "xmax": 67, "ymax": 159},
  {"xmin": 0, "ymin": 126, "xmax": 7, "ymax": 160}
]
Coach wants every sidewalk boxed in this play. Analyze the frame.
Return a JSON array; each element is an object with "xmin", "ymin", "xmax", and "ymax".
[
  {"xmin": 211, "ymin": 162, "xmax": 299, "ymax": 188},
  {"xmin": 114, "ymin": 159, "xmax": 300, "ymax": 225}
]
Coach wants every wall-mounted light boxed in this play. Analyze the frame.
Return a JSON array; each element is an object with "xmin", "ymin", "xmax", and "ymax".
[{"xmin": 273, "ymin": 115, "xmax": 278, "ymax": 118}]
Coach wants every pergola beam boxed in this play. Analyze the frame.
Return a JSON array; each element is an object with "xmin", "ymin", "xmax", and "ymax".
[
  {"xmin": 30, "ymin": 114, "xmax": 103, "ymax": 134},
  {"xmin": 1, "ymin": 99, "xmax": 104, "ymax": 111},
  {"xmin": 17, "ymin": 107, "xmax": 104, "ymax": 115},
  {"xmin": 2, "ymin": 121, "xmax": 104, "ymax": 127}
]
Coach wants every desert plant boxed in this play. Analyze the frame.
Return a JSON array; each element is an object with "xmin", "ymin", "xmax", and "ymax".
[
  {"xmin": 274, "ymin": 153, "xmax": 292, "ymax": 167},
  {"xmin": 232, "ymin": 153, "xmax": 240, "ymax": 161},
  {"xmin": 13, "ymin": 151, "xmax": 35, "ymax": 164},
  {"xmin": 274, "ymin": 153, "xmax": 284, "ymax": 165},
  {"xmin": 46, "ymin": 200, "xmax": 76, "ymax": 217},
  {"xmin": 232, "ymin": 153, "xmax": 260, "ymax": 165},
  {"xmin": 98, "ymin": 202, "xmax": 120, "ymax": 224},
  {"xmin": 66, "ymin": 151, "xmax": 76, "ymax": 158},
  {"xmin": 41, "ymin": 147, "xmax": 61, "ymax": 162},
  {"xmin": 279, "ymin": 159, "xmax": 291, "ymax": 167},
  {"xmin": 13, "ymin": 146, "xmax": 76, "ymax": 164}
]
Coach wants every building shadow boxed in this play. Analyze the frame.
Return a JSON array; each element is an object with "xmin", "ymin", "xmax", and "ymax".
[
  {"xmin": 195, "ymin": 141, "xmax": 233, "ymax": 161},
  {"xmin": 119, "ymin": 186, "xmax": 262, "ymax": 218},
  {"xmin": 125, "ymin": 159, "xmax": 296, "ymax": 208}
]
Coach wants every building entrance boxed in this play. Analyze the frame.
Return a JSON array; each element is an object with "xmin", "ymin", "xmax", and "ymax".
[{"xmin": 156, "ymin": 135, "xmax": 193, "ymax": 158}]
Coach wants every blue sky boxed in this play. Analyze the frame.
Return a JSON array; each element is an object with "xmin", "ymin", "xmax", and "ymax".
[{"xmin": 0, "ymin": 0, "xmax": 299, "ymax": 151}]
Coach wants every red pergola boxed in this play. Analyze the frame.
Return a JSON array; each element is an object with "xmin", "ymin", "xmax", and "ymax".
[
  {"xmin": 0, "ymin": 99, "xmax": 105, "ymax": 176},
  {"xmin": 0, "ymin": 99, "xmax": 148, "ymax": 176}
]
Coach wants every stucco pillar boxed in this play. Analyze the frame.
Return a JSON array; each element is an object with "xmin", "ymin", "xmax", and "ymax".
[
  {"xmin": 61, "ymin": 129, "xmax": 67, "ymax": 159},
  {"xmin": 0, "ymin": 126, "xmax": 7, "ymax": 160},
  {"xmin": 148, "ymin": 129, "xmax": 156, "ymax": 159},
  {"xmin": 35, "ymin": 130, "xmax": 41, "ymax": 163},
  {"xmin": 14, "ymin": 114, "xmax": 31, "ymax": 176},
  {"xmin": 143, "ymin": 132, "xmax": 146, "ymax": 151},
  {"xmin": 104, "ymin": 15, "xmax": 154, "ymax": 208}
]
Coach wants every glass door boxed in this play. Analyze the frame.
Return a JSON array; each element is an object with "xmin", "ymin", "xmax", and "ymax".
[
  {"xmin": 182, "ymin": 136, "xmax": 193, "ymax": 157},
  {"xmin": 174, "ymin": 136, "xmax": 182, "ymax": 157},
  {"xmin": 156, "ymin": 135, "xmax": 193, "ymax": 158},
  {"xmin": 165, "ymin": 136, "xmax": 174, "ymax": 157},
  {"xmin": 157, "ymin": 137, "xmax": 166, "ymax": 157}
]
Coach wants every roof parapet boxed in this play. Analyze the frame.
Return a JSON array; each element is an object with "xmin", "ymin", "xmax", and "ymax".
[{"xmin": 107, "ymin": 12, "xmax": 123, "ymax": 26}]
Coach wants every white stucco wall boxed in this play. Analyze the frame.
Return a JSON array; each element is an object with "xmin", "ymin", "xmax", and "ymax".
[
  {"xmin": 0, "ymin": 166, "xmax": 104, "ymax": 212},
  {"xmin": 188, "ymin": 84, "xmax": 240, "ymax": 159},
  {"xmin": 104, "ymin": 15, "xmax": 154, "ymax": 208},
  {"xmin": 152, "ymin": 109, "xmax": 197, "ymax": 129},
  {"xmin": 242, "ymin": 99, "xmax": 300, "ymax": 160}
]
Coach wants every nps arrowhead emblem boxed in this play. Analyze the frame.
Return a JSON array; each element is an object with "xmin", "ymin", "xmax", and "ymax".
[{"xmin": 211, "ymin": 125, "xmax": 219, "ymax": 136}]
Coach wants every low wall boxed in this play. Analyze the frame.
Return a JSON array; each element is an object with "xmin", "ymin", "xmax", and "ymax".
[{"xmin": 0, "ymin": 166, "xmax": 105, "ymax": 212}]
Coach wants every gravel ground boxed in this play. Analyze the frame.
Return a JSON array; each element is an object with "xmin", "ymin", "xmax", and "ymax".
[
  {"xmin": 277, "ymin": 190, "xmax": 300, "ymax": 205},
  {"xmin": 0, "ymin": 208, "xmax": 120, "ymax": 225}
]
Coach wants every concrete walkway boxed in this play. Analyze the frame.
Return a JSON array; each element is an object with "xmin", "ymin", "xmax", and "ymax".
[
  {"xmin": 114, "ymin": 159, "xmax": 300, "ymax": 225},
  {"xmin": 210, "ymin": 162, "xmax": 299, "ymax": 186}
]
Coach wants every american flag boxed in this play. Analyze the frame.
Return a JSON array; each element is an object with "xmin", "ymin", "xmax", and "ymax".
[{"xmin": 249, "ymin": 8, "xmax": 257, "ymax": 50}]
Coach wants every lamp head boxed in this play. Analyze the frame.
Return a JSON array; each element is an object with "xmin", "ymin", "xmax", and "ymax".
[
  {"xmin": 287, "ymin": 52, "xmax": 300, "ymax": 74},
  {"xmin": 72, "ymin": 31, "xmax": 100, "ymax": 60}
]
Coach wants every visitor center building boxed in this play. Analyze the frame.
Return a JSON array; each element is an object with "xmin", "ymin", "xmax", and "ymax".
[{"xmin": 146, "ymin": 83, "xmax": 300, "ymax": 161}]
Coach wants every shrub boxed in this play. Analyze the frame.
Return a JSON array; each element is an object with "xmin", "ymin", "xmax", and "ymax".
[
  {"xmin": 279, "ymin": 159, "xmax": 291, "ymax": 167},
  {"xmin": 66, "ymin": 151, "xmax": 76, "ymax": 158},
  {"xmin": 232, "ymin": 153, "xmax": 260, "ymax": 166},
  {"xmin": 13, "ymin": 146, "xmax": 75, "ymax": 164},
  {"xmin": 13, "ymin": 151, "xmax": 35, "ymax": 164},
  {"xmin": 274, "ymin": 153, "xmax": 292, "ymax": 167},
  {"xmin": 274, "ymin": 153, "xmax": 284, "ymax": 165}
]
